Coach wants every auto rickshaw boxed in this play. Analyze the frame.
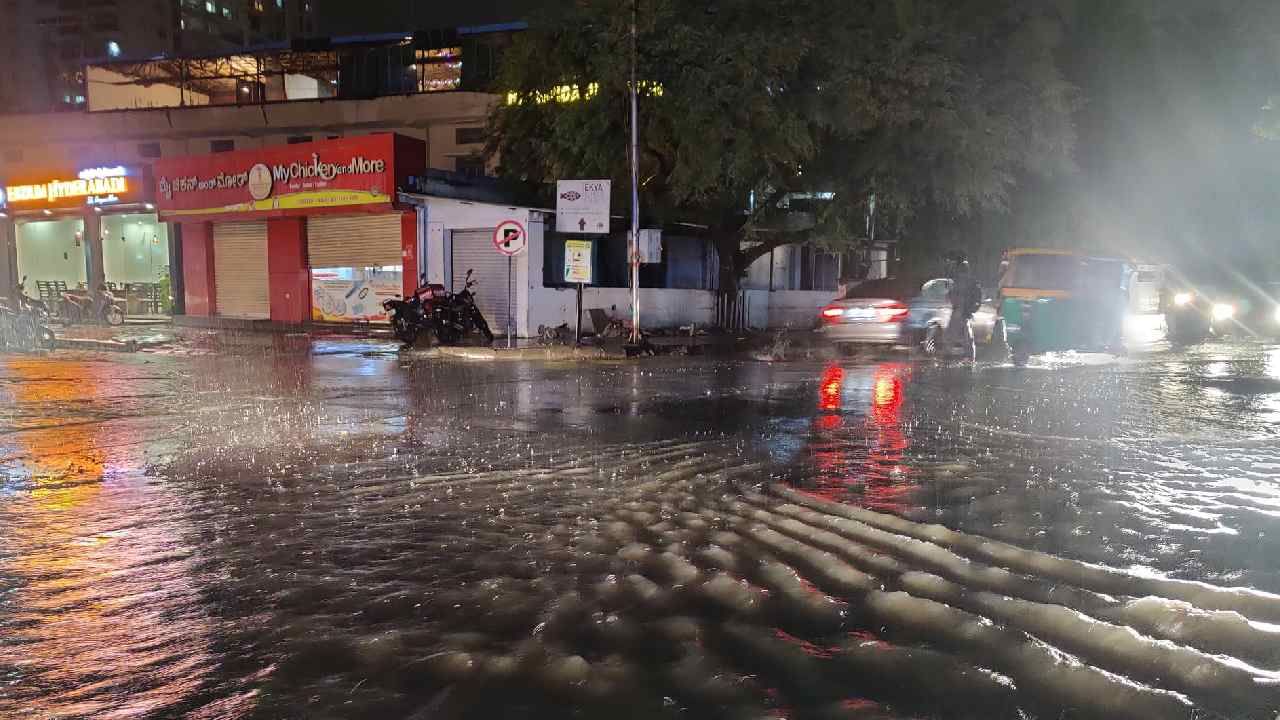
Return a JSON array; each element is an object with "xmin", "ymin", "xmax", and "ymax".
[{"xmin": 998, "ymin": 249, "xmax": 1163, "ymax": 361}]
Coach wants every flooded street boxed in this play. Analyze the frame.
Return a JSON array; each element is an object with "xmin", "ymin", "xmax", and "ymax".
[{"xmin": 3, "ymin": 342, "xmax": 1280, "ymax": 719}]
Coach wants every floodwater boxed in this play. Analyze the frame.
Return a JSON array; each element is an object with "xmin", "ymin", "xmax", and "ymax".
[{"xmin": 2, "ymin": 340, "xmax": 1280, "ymax": 719}]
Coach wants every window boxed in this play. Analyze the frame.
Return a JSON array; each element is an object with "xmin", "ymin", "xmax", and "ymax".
[
  {"xmin": 222, "ymin": 6, "xmax": 232, "ymax": 18},
  {"xmin": 205, "ymin": 1, "xmax": 214, "ymax": 12},
  {"xmin": 106, "ymin": 40, "xmax": 121, "ymax": 57},
  {"xmin": 455, "ymin": 127, "xmax": 484, "ymax": 145},
  {"xmin": 455, "ymin": 155, "xmax": 486, "ymax": 178},
  {"xmin": 138, "ymin": 142, "xmax": 162, "ymax": 158},
  {"xmin": 286, "ymin": 135, "xmax": 312, "ymax": 145},
  {"xmin": 275, "ymin": 0, "xmax": 282, "ymax": 6},
  {"xmin": 210, "ymin": 139, "xmax": 235, "ymax": 153}
]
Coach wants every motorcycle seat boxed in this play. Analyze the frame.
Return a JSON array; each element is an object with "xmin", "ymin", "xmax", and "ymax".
[{"xmin": 417, "ymin": 284, "xmax": 449, "ymax": 300}]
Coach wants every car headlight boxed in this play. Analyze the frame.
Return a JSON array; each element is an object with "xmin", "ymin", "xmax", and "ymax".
[
  {"xmin": 1211, "ymin": 303, "xmax": 1235, "ymax": 321},
  {"xmin": 1173, "ymin": 292, "xmax": 1193, "ymax": 307}
]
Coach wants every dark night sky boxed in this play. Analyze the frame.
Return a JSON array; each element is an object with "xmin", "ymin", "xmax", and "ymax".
[{"xmin": 315, "ymin": 0, "xmax": 550, "ymax": 34}]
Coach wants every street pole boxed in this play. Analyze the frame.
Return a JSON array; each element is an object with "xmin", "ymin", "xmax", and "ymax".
[
  {"xmin": 628, "ymin": 0, "xmax": 641, "ymax": 344},
  {"xmin": 575, "ymin": 282, "xmax": 583, "ymax": 345},
  {"xmin": 507, "ymin": 255, "xmax": 513, "ymax": 349}
]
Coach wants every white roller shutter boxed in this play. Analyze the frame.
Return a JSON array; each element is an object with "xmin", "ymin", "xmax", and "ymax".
[
  {"xmin": 307, "ymin": 214, "xmax": 404, "ymax": 268},
  {"xmin": 213, "ymin": 221, "xmax": 269, "ymax": 319},
  {"xmin": 451, "ymin": 229, "xmax": 514, "ymax": 336}
]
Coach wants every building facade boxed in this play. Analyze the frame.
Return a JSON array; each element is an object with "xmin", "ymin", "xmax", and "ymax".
[
  {"xmin": 153, "ymin": 133, "xmax": 422, "ymax": 324},
  {"xmin": 0, "ymin": 23, "xmax": 840, "ymax": 334},
  {"xmin": 0, "ymin": 29, "xmax": 508, "ymax": 317},
  {"xmin": 0, "ymin": 0, "xmax": 317, "ymax": 115},
  {"xmin": 0, "ymin": 163, "xmax": 171, "ymax": 317}
]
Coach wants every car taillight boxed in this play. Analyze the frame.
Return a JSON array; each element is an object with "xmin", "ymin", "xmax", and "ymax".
[
  {"xmin": 874, "ymin": 301, "xmax": 909, "ymax": 323},
  {"xmin": 821, "ymin": 306, "xmax": 845, "ymax": 321}
]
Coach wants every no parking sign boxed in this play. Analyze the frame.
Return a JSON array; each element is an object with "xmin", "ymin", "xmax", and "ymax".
[{"xmin": 493, "ymin": 219, "xmax": 527, "ymax": 256}]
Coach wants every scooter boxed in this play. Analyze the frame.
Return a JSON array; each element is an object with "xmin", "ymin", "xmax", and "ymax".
[
  {"xmin": 0, "ymin": 276, "xmax": 55, "ymax": 351},
  {"xmin": 62, "ymin": 285, "xmax": 125, "ymax": 326},
  {"xmin": 936, "ymin": 315, "xmax": 977, "ymax": 361}
]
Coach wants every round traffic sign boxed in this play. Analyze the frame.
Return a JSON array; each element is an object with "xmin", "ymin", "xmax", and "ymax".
[{"xmin": 493, "ymin": 219, "xmax": 528, "ymax": 256}]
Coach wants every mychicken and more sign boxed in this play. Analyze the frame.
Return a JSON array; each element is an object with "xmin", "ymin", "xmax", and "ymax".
[{"xmin": 152, "ymin": 134, "xmax": 420, "ymax": 220}]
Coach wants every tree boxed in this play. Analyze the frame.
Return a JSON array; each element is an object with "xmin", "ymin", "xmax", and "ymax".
[{"xmin": 488, "ymin": 0, "xmax": 1078, "ymax": 304}]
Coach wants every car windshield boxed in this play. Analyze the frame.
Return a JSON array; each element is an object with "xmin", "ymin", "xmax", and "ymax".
[{"xmin": 1002, "ymin": 254, "xmax": 1084, "ymax": 291}]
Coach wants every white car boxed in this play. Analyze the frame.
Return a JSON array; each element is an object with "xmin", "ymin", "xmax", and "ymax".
[{"xmin": 902, "ymin": 278, "xmax": 1002, "ymax": 354}]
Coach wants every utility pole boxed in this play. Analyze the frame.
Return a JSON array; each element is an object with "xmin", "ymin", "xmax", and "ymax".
[{"xmin": 628, "ymin": 0, "xmax": 641, "ymax": 344}]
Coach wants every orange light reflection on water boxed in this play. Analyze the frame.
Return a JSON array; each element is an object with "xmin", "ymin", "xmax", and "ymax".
[{"xmin": 0, "ymin": 355, "xmax": 237, "ymax": 719}]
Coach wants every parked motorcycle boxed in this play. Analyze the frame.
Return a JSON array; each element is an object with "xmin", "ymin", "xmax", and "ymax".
[
  {"xmin": 0, "ymin": 276, "xmax": 55, "ymax": 352},
  {"xmin": 382, "ymin": 269, "xmax": 495, "ymax": 347},
  {"xmin": 447, "ymin": 269, "xmax": 495, "ymax": 344},
  {"xmin": 62, "ymin": 285, "xmax": 125, "ymax": 326}
]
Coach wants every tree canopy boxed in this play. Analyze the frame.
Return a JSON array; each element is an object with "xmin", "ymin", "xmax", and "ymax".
[{"xmin": 488, "ymin": 0, "xmax": 1079, "ymax": 286}]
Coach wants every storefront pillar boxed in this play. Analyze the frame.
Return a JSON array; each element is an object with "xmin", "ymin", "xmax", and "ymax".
[
  {"xmin": 180, "ymin": 222, "xmax": 216, "ymax": 316},
  {"xmin": 169, "ymin": 224, "xmax": 185, "ymax": 316},
  {"xmin": 267, "ymin": 218, "xmax": 310, "ymax": 324},
  {"xmin": 401, "ymin": 210, "xmax": 418, "ymax": 297},
  {"xmin": 0, "ymin": 218, "xmax": 16, "ymax": 299},
  {"xmin": 84, "ymin": 211, "xmax": 106, "ymax": 291}
]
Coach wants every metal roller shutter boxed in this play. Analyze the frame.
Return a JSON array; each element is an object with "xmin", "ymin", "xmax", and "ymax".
[
  {"xmin": 451, "ymin": 229, "xmax": 514, "ymax": 337},
  {"xmin": 213, "ymin": 221, "xmax": 269, "ymax": 319},
  {"xmin": 307, "ymin": 214, "xmax": 404, "ymax": 268}
]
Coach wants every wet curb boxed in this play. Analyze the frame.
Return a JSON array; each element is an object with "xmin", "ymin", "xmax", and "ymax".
[
  {"xmin": 423, "ymin": 345, "xmax": 624, "ymax": 362},
  {"xmin": 53, "ymin": 337, "xmax": 177, "ymax": 353},
  {"xmin": 53, "ymin": 337, "xmax": 142, "ymax": 353}
]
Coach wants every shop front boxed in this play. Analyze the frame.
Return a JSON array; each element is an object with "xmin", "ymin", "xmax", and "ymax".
[
  {"xmin": 153, "ymin": 133, "xmax": 424, "ymax": 324},
  {"xmin": 0, "ymin": 165, "xmax": 172, "ymax": 316}
]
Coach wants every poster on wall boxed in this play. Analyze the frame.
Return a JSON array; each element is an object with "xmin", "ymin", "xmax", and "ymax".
[
  {"xmin": 564, "ymin": 240, "xmax": 593, "ymax": 284},
  {"xmin": 311, "ymin": 272, "xmax": 402, "ymax": 323}
]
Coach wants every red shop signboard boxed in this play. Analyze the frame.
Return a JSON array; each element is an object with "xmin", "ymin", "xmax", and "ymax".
[{"xmin": 152, "ymin": 133, "xmax": 424, "ymax": 221}]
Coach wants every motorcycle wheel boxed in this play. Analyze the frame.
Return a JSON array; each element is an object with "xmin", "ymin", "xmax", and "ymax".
[
  {"xmin": 392, "ymin": 317, "xmax": 419, "ymax": 347},
  {"xmin": 15, "ymin": 316, "xmax": 37, "ymax": 352},
  {"xmin": 922, "ymin": 325, "xmax": 942, "ymax": 356},
  {"xmin": 474, "ymin": 316, "xmax": 495, "ymax": 343},
  {"xmin": 104, "ymin": 305, "xmax": 125, "ymax": 326},
  {"xmin": 445, "ymin": 328, "xmax": 465, "ymax": 345}
]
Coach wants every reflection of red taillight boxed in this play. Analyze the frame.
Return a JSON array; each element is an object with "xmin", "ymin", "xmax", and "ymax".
[
  {"xmin": 818, "ymin": 365, "xmax": 844, "ymax": 410},
  {"xmin": 821, "ymin": 306, "xmax": 845, "ymax": 322},
  {"xmin": 874, "ymin": 301, "xmax": 909, "ymax": 323}
]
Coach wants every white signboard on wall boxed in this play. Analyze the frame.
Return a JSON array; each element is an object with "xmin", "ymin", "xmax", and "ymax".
[{"xmin": 556, "ymin": 179, "xmax": 611, "ymax": 234}]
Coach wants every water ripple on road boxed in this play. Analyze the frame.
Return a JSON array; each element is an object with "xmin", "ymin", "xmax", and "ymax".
[{"xmin": 1, "ymin": 344, "xmax": 1279, "ymax": 718}]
